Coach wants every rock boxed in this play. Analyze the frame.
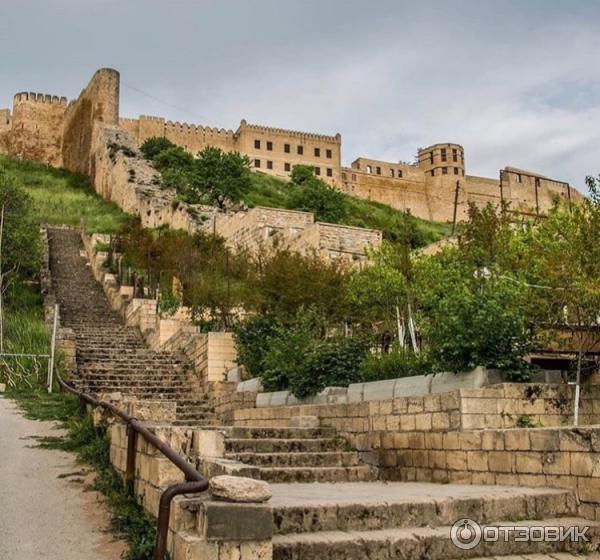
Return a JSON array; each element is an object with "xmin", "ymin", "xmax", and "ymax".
[
  {"xmin": 0, "ymin": 383, "xmax": 6, "ymax": 393},
  {"xmin": 209, "ymin": 475, "xmax": 272, "ymax": 503}
]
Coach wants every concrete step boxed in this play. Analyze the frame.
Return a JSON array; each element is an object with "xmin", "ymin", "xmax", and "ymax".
[
  {"xmin": 224, "ymin": 438, "xmax": 347, "ymax": 454},
  {"xmin": 257, "ymin": 465, "xmax": 378, "ymax": 483},
  {"xmin": 269, "ymin": 483, "xmax": 576, "ymax": 536},
  {"xmin": 227, "ymin": 451, "xmax": 361, "ymax": 468},
  {"xmin": 272, "ymin": 518, "xmax": 598, "ymax": 560}
]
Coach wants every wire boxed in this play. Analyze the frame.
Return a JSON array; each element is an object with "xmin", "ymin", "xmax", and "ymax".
[{"xmin": 121, "ymin": 81, "xmax": 218, "ymax": 126}]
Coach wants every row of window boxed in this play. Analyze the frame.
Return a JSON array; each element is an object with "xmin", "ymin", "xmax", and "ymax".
[
  {"xmin": 253, "ymin": 139, "xmax": 333, "ymax": 159},
  {"xmin": 430, "ymin": 167, "xmax": 464, "ymax": 176},
  {"xmin": 365, "ymin": 165, "xmax": 404, "ymax": 178},
  {"xmin": 426, "ymin": 148, "xmax": 464, "ymax": 164},
  {"xmin": 254, "ymin": 159, "xmax": 333, "ymax": 177}
]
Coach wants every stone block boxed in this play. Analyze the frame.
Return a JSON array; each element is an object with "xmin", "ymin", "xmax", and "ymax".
[
  {"xmin": 289, "ymin": 415, "xmax": 319, "ymax": 429},
  {"xmin": 570, "ymin": 453, "xmax": 594, "ymax": 477},
  {"xmin": 209, "ymin": 476, "xmax": 271, "ymax": 503},
  {"xmin": 194, "ymin": 430, "xmax": 226, "ymax": 459},
  {"xmin": 504, "ymin": 430, "xmax": 530, "ymax": 451},
  {"xmin": 173, "ymin": 532, "xmax": 218, "ymax": 560},
  {"xmin": 237, "ymin": 378, "xmax": 263, "ymax": 393},
  {"xmin": 347, "ymin": 383, "xmax": 364, "ymax": 403},
  {"xmin": 515, "ymin": 452, "xmax": 543, "ymax": 474},
  {"xmin": 488, "ymin": 451, "xmax": 513, "ymax": 473},
  {"xmin": 198, "ymin": 501, "xmax": 273, "ymax": 542},
  {"xmin": 466, "ymin": 451, "xmax": 489, "ymax": 471},
  {"xmin": 529, "ymin": 430, "xmax": 560, "ymax": 451},
  {"xmin": 430, "ymin": 367, "xmax": 488, "ymax": 395},
  {"xmin": 363, "ymin": 379, "xmax": 396, "ymax": 402},
  {"xmin": 393, "ymin": 375, "xmax": 432, "ymax": 398},
  {"xmin": 542, "ymin": 451, "xmax": 571, "ymax": 476}
]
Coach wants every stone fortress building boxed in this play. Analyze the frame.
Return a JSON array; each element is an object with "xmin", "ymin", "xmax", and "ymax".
[{"xmin": 0, "ymin": 68, "xmax": 582, "ymax": 223}]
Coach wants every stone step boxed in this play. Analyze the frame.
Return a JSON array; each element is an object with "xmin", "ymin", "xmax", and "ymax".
[
  {"xmin": 257, "ymin": 465, "xmax": 378, "ymax": 483},
  {"xmin": 229, "ymin": 427, "xmax": 337, "ymax": 439},
  {"xmin": 270, "ymin": 483, "xmax": 576, "ymax": 536},
  {"xmin": 272, "ymin": 518, "xmax": 598, "ymax": 560},
  {"xmin": 225, "ymin": 438, "xmax": 347, "ymax": 454},
  {"xmin": 227, "ymin": 451, "xmax": 361, "ymax": 468}
]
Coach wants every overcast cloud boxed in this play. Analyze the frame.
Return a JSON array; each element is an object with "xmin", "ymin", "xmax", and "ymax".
[{"xmin": 1, "ymin": 0, "xmax": 598, "ymax": 189}]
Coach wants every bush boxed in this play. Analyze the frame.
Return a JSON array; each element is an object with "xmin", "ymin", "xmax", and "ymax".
[
  {"xmin": 233, "ymin": 314, "xmax": 280, "ymax": 378},
  {"xmin": 360, "ymin": 347, "xmax": 432, "ymax": 382},
  {"xmin": 140, "ymin": 137, "xmax": 177, "ymax": 160},
  {"xmin": 287, "ymin": 165, "xmax": 347, "ymax": 223},
  {"xmin": 291, "ymin": 336, "xmax": 369, "ymax": 398}
]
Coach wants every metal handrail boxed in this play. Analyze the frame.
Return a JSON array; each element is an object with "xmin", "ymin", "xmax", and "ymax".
[{"xmin": 56, "ymin": 374, "xmax": 209, "ymax": 560}]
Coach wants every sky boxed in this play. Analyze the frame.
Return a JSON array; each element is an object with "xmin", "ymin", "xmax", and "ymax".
[{"xmin": 1, "ymin": 0, "xmax": 598, "ymax": 190}]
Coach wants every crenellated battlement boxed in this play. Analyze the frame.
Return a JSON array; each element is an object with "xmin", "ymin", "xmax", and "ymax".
[
  {"xmin": 237, "ymin": 119, "xmax": 341, "ymax": 143},
  {"xmin": 13, "ymin": 92, "xmax": 68, "ymax": 105},
  {"xmin": 164, "ymin": 120, "xmax": 234, "ymax": 137}
]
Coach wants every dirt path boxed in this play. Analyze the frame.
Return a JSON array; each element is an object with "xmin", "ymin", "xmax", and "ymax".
[{"xmin": 0, "ymin": 397, "xmax": 126, "ymax": 560}]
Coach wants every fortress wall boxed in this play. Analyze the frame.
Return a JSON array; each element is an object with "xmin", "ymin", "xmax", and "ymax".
[
  {"xmin": 500, "ymin": 169, "xmax": 582, "ymax": 215},
  {"xmin": 62, "ymin": 68, "xmax": 120, "ymax": 178},
  {"xmin": 6, "ymin": 92, "xmax": 67, "ymax": 166},
  {"xmin": 120, "ymin": 115, "xmax": 236, "ymax": 156},
  {"xmin": 0, "ymin": 109, "xmax": 11, "ymax": 133},
  {"xmin": 341, "ymin": 168, "xmax": 435, "ymax": 220},
  {"xmin": 235, "ymin": 120, "xmax": 342, "ymax": 186},
  {"xmin": 349, "ymin": 157, "xmax": 421, "ymax": 181}
]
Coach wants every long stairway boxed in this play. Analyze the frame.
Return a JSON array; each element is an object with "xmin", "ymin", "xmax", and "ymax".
[{"xmin": 48, "ymin": 228, "xmax": 216, "ymax": 425}]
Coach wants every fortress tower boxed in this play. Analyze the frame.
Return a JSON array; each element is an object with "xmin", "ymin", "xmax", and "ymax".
[{"xmin": 8, "ymin": 92, "xmax": 67, "ymax": 166}]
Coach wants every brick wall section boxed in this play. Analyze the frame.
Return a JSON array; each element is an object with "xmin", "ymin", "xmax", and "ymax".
[
  {"xmin": 385, "ymin": 426, "xmax": 600, "ymax": 520},
  {"xmin": 229, "ymin": 383, "xmax": 600, "ymax": 435}
]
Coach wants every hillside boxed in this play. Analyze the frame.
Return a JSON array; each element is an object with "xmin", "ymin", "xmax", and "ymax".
[
  {"xmin": 245, "ymin": 171, "xmax": 452, "ymax": 248},
  {"xmin": 0, "ymin": 155, "xmax": 129, "ymax": 234}
]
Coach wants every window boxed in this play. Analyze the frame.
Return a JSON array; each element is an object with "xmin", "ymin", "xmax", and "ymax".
[
  {"xmin": 267, "ymin": 160, "xmax": 273, "ymax": 170},
  {"xmin": 452, "ymin": 149, "xmax": 458, "ymax": 162},
  {"xmin": 517, "ymin": 174, "xmax": 522, "ymax": 183},
  {"xmin": 430, "ymin": 153, "xmax": 434, "ymax": 164},
  {"xmin": 398, "ymin": 169, "xmax": 403, "ymax": 178},
  {"xmin": 297, "ymin": 145, "xmax": 304, "ymax": 155},
  {"xmin": 326, "ymin": 168, "xmax": 333, "ymax": 177},
  {"xmin": 314, "ymin": 147, "xmax": 321, "ymax": 157},
  {"xmin": 366, "ymin": 165, "xmax": 372, "ymax": 174},
  {"xmin": 326, "ymin": 149, "xmax": 332, "ymax": 159},
  {"xmin": 314, "ymin": 166, "xmax": 321, "ymax": 176},
  {"xmin": 254, "ymin": 159, "xmax": 261, "ymax": 168},
  {"xmin": 352, "ymin": 174, "xmax": 356, "ymax": 181},
  {"xmin": 454, "ymin": 167, "xmax": 459, "ymax": 175},
  {"xmin": 442, "ymin": 167, "xmax": 448, "ymax": 175},
  {"xmin": 376, "ymin": 166, "xmax": 381, "ymax": 175},
  {"xmin": 430, "ymin": 169, "xmax": 435, "ymax": 176},
  {"xmin": 254, "ymin": 139, "xmax": 261, "ymax": 149},
  {"xmin": 389, "ymin": 169, "xmax": 395, "ymax": 177},
  {"xmin": 267, "ymin": 141, "xmax": 273, "ymax": 151},
  {"xmin": 441, "ymin": 148, "xmax": 447, "ymax": 162},
  {"xmin": 284, "ymin": 162, "xmax": 291, "ymax": 172},
  {"xmin": 284, "ymin": 143, "xmax": 290, "ymax": 153}
]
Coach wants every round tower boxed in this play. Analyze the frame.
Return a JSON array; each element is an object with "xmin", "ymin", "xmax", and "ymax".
[{"xmin": 418, "ymin": 143, "xmax": 465, "ymax": 180}]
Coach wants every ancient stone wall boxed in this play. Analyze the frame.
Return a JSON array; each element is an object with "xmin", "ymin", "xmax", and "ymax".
[
  {"xmin": 2, "ymin": 92, "xmax": 67, "ymax": 166},
  {"xmin": 62, "ymin": 68, "xmax": 120, "ymax": 178}
]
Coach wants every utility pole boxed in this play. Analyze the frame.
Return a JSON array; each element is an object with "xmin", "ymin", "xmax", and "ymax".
[{"xmin": 451, "ymin": 181, "xmax": 460, "ymax": 235}]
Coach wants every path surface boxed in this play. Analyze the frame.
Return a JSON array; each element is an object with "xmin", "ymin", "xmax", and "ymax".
[{"xmin": 0, "ymin": 397, "xmax": 125, "ymax": 560}]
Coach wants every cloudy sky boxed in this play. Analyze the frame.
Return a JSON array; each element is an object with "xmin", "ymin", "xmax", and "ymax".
[{"xmin": 1, "ymin": 0, "xmax": 598, "ymax": 189}]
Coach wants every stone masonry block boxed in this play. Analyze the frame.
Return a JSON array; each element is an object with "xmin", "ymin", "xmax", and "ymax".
[{"xmin": 198, "ymin": 502, "xmax": 273, "ymax": 542}]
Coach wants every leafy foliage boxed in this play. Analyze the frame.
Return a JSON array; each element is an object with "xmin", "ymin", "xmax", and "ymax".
[
  {"xmin": 139, "ymin": 136, "xmax": 177, "ymax": 160},
  {"xmin": 360, "ymin": 346, "xmax": 432, "ymax": 382}
]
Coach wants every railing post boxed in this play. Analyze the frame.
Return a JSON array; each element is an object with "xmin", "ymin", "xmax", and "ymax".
[
  {"xmin": 125, "ymin": 425, "xmax": 138, "ymax": 495},
  {"xmin": 47, "ymin": 303, "xmax": 59, "ymax": 394}
]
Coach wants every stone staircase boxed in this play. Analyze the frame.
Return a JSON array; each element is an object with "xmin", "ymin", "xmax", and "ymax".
[
  {"xmin": 221, "ymin": 426, "xmax": 378, "ymax": 483},
  {"xmin": 267, "ymin": 483, "xmax": 597, "ymax": 559},
  {"xmin": 48, "ymin": 228, "xmax": 216, "ymax": 425}
]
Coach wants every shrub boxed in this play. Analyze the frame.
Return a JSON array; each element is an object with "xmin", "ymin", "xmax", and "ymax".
[
  {"xmin": 287, "ymin": 165, "xmax": 347, "ymax": 223},
  {"xmin": 233, "ymin": 314, "xmax": 280, "ymax": 378},
  {"xmin": 360, "ymin": 347, "xmax": 432, "ymax": 382},
  {"xmin": 290, "ymin": 336, "xmax": 369, "ymax": 398}
]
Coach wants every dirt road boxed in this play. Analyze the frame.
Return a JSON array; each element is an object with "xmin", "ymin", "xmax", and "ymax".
[{"xmin": 0, "ymin": 397, "xmax": 125, "ymax": 559}]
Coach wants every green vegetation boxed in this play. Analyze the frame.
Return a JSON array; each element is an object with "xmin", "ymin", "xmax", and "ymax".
[
  {"xmin": 140, "ymin": 137, "xmax": 451, "ymax": 249},
  {"xmin": 0, "ymin": 155, "xmax": 129, "ymax": 234}
]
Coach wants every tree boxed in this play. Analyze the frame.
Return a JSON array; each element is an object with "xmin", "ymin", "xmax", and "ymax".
[
  {"xmin": 288, "ymin": 165, "xmax": 347, "ymax": 223},
  {"xmin": 0, "ymin": 170, "xmax": 41, "ymax": 350},
  {"xmin": 140, "ymin": 137, "xmax": 177, "ymax": 160}
]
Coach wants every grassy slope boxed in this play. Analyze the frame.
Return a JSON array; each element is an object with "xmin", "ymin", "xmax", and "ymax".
[
  {"xmin": 245, "ymin": 171, "xmax": 452, "ymax": 247},
  {"xmin": 0, "ymin": 156, "xmax": 129, "ymax": 234}
]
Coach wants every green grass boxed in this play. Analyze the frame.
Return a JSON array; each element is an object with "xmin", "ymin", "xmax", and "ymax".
[
  {"xmin": 0, "ymin": 155, "xmax": 129, "ymax": 234},
  {"xmin": 244, "ymin": 171, "xmax": 452, "ymax": 248}
]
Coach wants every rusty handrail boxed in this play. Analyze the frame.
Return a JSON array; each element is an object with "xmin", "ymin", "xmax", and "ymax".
[{"xmin": 56, "ymin": 374, "xmax": 209, "ymax": 560}]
